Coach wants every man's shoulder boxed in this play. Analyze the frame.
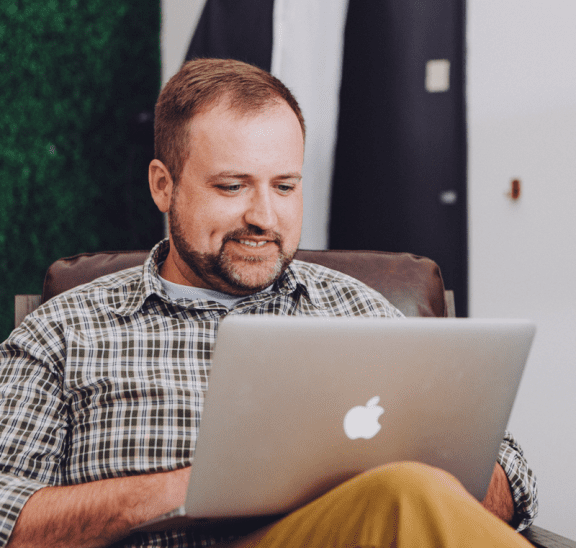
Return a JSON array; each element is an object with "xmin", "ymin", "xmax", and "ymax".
[
  {"xmin": 5, "ymin": 265, "xmax": 148, "ymax": 359},
  {"xmin": 288, "ymin": 260, "xmax": 403, "ymax": 318},
  {"xmin": 29, "ymin": 265, "xmax": 145, "ymax": 325},
  {"xmin": 50, "ymin": 264, "xmax": 143, "ymax": 302},
  {"xmin": 38, "ymin": 240, "xmax": 167, "ymax": 315},
  {"xmin": 290, "ymin": 259, "xmax": 369, "ymax": 287}
]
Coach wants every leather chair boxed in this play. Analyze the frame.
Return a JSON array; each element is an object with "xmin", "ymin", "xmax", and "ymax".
[
  {"xmin": 13, "ymin": 249, "xmax": 574, "ymax": 548},
  {"xmin": 15, "ymin": 249, "xmax": 452, "ymax": 325}
]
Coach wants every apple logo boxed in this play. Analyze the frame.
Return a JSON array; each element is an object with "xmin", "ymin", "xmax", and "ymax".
[{"xmin": 343, "ymin": 396, "xmax": 385, "ymax": 440}]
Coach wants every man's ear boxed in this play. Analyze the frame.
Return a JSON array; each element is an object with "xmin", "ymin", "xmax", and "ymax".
[{"xmin": 149, "ymin": 159, "xmax": 174, "ymax": 213}]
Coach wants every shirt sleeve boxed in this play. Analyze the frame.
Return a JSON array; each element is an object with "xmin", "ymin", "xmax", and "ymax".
[
  {"xmin": 0, "ymin": 320, "xmax": 68, "ymax": 547},
  {"xmin": 497, "ymin": 430, "xmax": 538, "ymax": 531},
  {"xmin": 0, "ymin": 475, "xmax": 47, "ymax": 546}
]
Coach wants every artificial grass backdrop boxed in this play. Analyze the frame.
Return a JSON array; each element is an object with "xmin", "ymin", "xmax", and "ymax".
[{"xmin": 0, "ymin": 0, "xmax": 164, "ymax": 340}]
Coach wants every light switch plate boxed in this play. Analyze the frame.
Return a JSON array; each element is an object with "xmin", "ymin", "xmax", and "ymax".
[{"xmin": 425, "ymin": 59, "xmax": 451, "ymax": 93}]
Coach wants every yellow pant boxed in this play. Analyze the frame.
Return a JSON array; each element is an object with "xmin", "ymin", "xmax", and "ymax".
[{"xmin": 226, "ymin": 462, "xmax": 532, "ymax": 548}]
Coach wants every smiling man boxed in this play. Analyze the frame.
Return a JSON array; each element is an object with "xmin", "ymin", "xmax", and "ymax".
[
  {"xmin": 150, "ymin": 98, "xmax": 304, "ymax": 295},
  {"xmin": 0, "ymin": 59, "xmax": 537, "ymax": 548}
]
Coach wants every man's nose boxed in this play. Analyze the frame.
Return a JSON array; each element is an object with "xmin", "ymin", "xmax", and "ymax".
[{"xmin": 244, "ymin": 188, "xmax": 278, "ymax": 230}]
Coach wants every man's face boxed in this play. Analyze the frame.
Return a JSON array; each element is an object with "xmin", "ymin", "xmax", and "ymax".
[{"xmin": 163, "ymin": 100, "xmax": 304, "ymax": 295}]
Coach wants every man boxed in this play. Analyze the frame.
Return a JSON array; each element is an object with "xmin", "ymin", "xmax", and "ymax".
[{"xmin": 0, "ymin": 59, "xmax": 536, "ymax": 547}]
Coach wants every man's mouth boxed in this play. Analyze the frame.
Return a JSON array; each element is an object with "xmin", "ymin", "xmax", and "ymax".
[{"xmin": 237, "ymin": 239, "xmax": 270, "ymax": 248}]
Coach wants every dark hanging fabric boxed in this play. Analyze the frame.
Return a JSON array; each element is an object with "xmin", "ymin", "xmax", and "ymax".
[
  {"xmin": 185, "ymin": 0, "xmax": 275, "ymax": 72},
  {"xmin": 183, "ymin": 0, "xmax": 468, "ymax": 315},
  {"xmin": 0, "ymin": 1, "xmax": 164, "ymax": 342},
  {"xmin": 329, "ymin": 0, "xmax": 468, "ymax": 316}
]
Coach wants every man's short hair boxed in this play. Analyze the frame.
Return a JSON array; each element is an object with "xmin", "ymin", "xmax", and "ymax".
[{"xmin": 154, "ymin": 58, "xmax": 306, "ymax": 185}]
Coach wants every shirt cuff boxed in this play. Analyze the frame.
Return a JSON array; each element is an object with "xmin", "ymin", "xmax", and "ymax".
[
  {"xmin": 497, "ymin": 430, "xmax": 539, "ymax": 531},
  {"xmin": 0, "ymin": 473, "xmax": 47, "ymax": 547}
]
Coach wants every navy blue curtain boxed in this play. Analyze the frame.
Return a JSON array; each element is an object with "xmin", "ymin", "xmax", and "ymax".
[
  {"xmin": 330, "ymin": 0, "xmax": 468, "ymax": 316},
  {"xmin": 186, "ymin": 0, "xmax": 274, "ymax": 71},
  {"xmin": 185, "ymin": 0, "xmax": 468, "ymax": 316}
]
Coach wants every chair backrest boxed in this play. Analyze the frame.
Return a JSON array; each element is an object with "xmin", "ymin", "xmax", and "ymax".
[
  {"xmin": 39, "ymin": 249, "xmax": 449, "ymax": 318},
  {"xmin": 14, "ymin": 249, "xmax": 450, "ymax": 327}
]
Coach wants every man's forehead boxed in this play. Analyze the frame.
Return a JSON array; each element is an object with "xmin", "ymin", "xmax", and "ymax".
[
  {"xmin": 189, "ymin": 96, "xmax": 291, "ymax": 129},
  {"xmin": 179, "ymin": 96, "xmax": 304, "ymax": 179},
  {"xmin": 183, "ymin": 99, "xmax": 304, "ymax": 159}
]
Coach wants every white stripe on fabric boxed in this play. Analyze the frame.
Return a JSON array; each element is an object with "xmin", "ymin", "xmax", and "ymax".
[{"xmin": 271, "ymin": 0, "xmax": 350, "ymax": 250}]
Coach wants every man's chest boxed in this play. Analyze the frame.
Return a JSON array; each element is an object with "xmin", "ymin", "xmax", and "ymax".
[{"xmin": 58, "ymin": 315, "xmax": 218, "ymax": 484}]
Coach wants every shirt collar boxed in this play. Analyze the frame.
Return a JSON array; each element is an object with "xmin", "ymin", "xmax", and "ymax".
[
  {"xmin": 114, "ymin": 239, "xmax": 171, "ymax": 316},
  {"xmin": 273, "ymin": 260, "xmax": 328, "ymax": 310},
  {"xmin": 115, "ymin": 239, "xmax": 327, "ymax": 315}
]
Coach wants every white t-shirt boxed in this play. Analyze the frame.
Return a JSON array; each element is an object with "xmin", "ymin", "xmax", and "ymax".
[{"xmin": 160, "ymin": 275, "xmax": 272, "ymax": 309}]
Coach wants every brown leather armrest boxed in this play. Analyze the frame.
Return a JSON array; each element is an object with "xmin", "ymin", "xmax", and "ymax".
[{"xmin": 522, "ymin": 525, "xmax": 576, "ymax": 548}]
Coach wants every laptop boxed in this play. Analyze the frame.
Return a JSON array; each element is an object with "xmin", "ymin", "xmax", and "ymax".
[{"xmin": 135, "ymin": 316, "xmax": 535, "ymax": 532}]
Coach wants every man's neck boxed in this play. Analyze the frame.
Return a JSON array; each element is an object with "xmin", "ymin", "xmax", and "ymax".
[{"xmin": 159, "ymin": 274, "xmax": 273, "ymax": 309}]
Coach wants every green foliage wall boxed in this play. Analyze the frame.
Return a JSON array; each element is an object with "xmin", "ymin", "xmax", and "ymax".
[{"xmin": 0, "ymin": 0, "xmax": 163, "ymax": 341}]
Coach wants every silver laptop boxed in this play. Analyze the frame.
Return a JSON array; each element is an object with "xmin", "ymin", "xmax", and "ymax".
[{"xmin": 135, "ymin": 316, "xmax": 535, "ymax": 532}]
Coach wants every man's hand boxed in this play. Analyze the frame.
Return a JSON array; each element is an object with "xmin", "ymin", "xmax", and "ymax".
[
  {"xmin": 7, "ymin": 466, "xmax": 191, "ymax": 548},
  {"xmin": 481, "ymin": 463, "xmax": 515, "ymax": 523}
]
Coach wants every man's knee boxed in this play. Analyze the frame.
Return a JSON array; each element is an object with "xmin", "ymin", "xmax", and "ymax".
[{"xmin": 351, "ymin": 461, "xmax": 469, "ymax": 503}]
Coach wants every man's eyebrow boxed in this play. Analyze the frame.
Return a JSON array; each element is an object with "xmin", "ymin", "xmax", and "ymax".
[
  {"xmin": 276, "ymin": 172, "xmax": 303, "ymax": 181},
  {"xmin": 206, "ymin": 171, "xmax": 302, "ymax": 183},
  {"xmin": 206, "ymin": 171, "xmax": 252, "ymax": 183}
]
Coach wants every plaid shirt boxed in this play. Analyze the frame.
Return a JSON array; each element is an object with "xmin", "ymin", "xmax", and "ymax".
[{"xmin": 0, "ymin": 240, "xmax": 536, "ymax": 547}]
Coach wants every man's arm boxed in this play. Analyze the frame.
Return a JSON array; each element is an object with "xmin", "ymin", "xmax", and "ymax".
[
  {"xmin": 7, "ymin": 467, "xmax": 191, "ymax": 548},
  {"xmin": 482, "ymin": 463, "xmax": 515, "ymax": 523},
  {"xmin": 496, "ymin": 431, "xmax": 539, "ymax": 530}
]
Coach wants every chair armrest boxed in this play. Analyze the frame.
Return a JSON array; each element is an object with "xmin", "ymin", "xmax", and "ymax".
[
  {"xmin": 522, "ymin": 525, "xmax": 576, "ymax": 548},
  {"xmin": 14, "ymin": 295, "xmax": 42, "ymax": 328}
]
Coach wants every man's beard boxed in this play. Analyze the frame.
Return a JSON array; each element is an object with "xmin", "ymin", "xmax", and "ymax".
[{"xmin": 169, "ymin": 206, "xmax": 297, "ymax": 296}]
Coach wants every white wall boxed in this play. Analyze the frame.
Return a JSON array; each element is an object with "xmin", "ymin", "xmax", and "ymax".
[
  {"xmin": 161, "ymin": 0, "xmax": 576, "ymax": 539},
  {"xmin": 468, "ymin": 0, "xmax": 576, "ymax": 539},
  {"xmin": 269, "ymin": 0, "xmax": 348, "ymax": 249},
  {"xmin": 160, "ymin": 0, "xmax": 206, "ymax": 86}
]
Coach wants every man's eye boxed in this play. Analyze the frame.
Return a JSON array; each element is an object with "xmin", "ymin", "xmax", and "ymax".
[
  {"xmin": 277, "ymin": 184, "xmax": 294, "ymax": 194},
  {"xmin": 219, "ymin": 184, "xmax": 242, "ymax": 193}
]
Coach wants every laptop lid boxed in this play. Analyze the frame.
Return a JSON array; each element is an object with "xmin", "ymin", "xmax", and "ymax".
[{"xmin": 135, "ymin": 316, "xmax": 535, "ymax": 532}]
